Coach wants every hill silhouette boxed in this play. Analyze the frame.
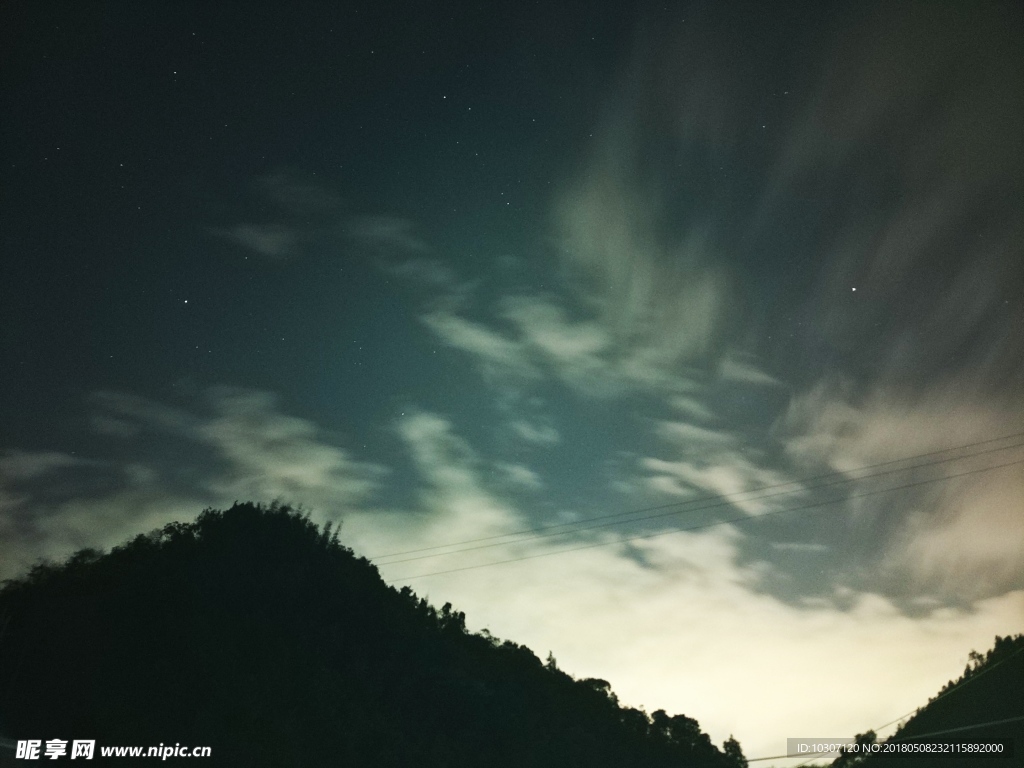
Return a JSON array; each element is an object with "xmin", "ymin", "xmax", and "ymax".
[
  {"xmin": 830, "ymin": 634, "xmax": 1024, "ymax": 768},
  {"xmin": 0, "ymin": 502, "xmax": 747, "ymax": 767}
]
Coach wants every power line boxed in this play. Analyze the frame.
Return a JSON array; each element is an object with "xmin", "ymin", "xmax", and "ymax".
[
  {"xmin": 894, "ymin": 713, "xmax": 1024, "ymax": 741},
  {"xmin": 387, "ymin": 456, "xmax": 1019, "ymax": 581},
  {"xmin": 751, "ymin": 643, "xmax": 1024, "ymax": 766},
  {"xmin": 368, "ymin": 431, "xmax": 1024, "ymax": 564},
  {"xmin": 782, "ymin": 714, "xmax": 1024, "ymax": 767},
  {"xmin": 385, "ymin": 446, "xmax": 1024, "ymax": 761},
  {"xmin": 373, "ymin": 439, "xmax": 1024, "ymax": 567},
  {"xmin": 389, "ymin": 456, "xmax": 1024, "ymax": 580},
  {"xmin": 870, "ymin": 644, "xmax": 1024, "ymax": 736}
]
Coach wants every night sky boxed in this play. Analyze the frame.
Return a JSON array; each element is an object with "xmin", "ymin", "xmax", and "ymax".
[{"xmin": 2, "ymin": 1, "xmax": 1022, "ymax": 762}]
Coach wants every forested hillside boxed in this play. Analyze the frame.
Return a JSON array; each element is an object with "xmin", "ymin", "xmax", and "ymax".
[
  {"xmin": 832, "ymin": 634, "xmax": 1023, "ymax": 768},
  {"xmin": 0, "ymin": 502, "xmax": 747, "ymax": 767}
]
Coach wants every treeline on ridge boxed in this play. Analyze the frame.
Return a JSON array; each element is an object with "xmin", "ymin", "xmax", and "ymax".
[
  {"xmin": 0, "ymin": 501, "xmax": 747, "ymax": 767},
  {"xmin": 833, "ymin": 633, "xmax": 1024, "ymax": 768}
]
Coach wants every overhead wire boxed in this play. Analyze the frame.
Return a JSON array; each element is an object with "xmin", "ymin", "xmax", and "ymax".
[
  {"xmin": 390, "ymin": 455, "xmax": 1024, "ymax": 580},
  {"xmin": 374, "ymin": 439, "xmax": 1024, "ymax": 568},
  {"xmin": 783, "ymin": 714, "xmax": 1024, "ymax": 767},
  {"xmin": 378, "ymin": 435, "xmax": 1024, "ymax": 760},
  {"xmin": 869, "ymin": 643, "xmax": 1024, "ymax": 736},
  {"xmin": 747, "ymin": 643, "xmax": 1024, "ymax": 765},
  {"xmin": 368, "ymin": 430, "xmax": 1024, "ymax": 562}
]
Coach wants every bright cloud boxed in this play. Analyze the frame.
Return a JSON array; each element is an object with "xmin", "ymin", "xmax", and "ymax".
[
  {"xmin": 342, "ymin": 416, "xmax": 1024, "ymax": 763},
  {"xmin": 780, "ymin": 378, "xmax": 1024, "ymax": 602}
]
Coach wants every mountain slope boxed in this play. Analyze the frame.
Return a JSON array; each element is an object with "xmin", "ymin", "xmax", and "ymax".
[
  {"xmin": 834, "ymin": 634, "xmax": 1024, "ymax": 768},
  {"xmin": 0, "ymin": 502, "xmax": 747, "ymax": 767}
]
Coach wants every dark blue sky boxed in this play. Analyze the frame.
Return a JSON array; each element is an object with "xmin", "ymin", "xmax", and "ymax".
[{"xmin": 2, "ymin": 1, "xmax": 1022, "ymax": 760}]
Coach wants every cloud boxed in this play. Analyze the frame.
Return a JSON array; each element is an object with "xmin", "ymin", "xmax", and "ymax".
[
  {"xmin": 194, "ymin": 388, "xmax": 386, "ymax": 510},
  {"xmin": 499, "ymin": 296, "xmax": 620, "ymax": 396},
  {"xmin": 0, "ymin": 389, "xmax": 387, "ymax": 581},
  {"xmin": 666, "ymin": 394, "xmax": 716, "ymax": 424},
  {"xmin": 770, "ymin": 541, "xmax": 829, "ymax": 553},
  {"xmin": 345, "ymin": 411, "xmax": 534, "ymax": 568},
  {"xmin": 780, "ymin": 378, "xmax": 1024, "ymax": 602},
  {"xmin": 212, "ymin": 224, "xmax": 301, "ymax": 259},
  {"xmin": 641, "ymin": 458, "xmax": 795, "ymax": 518},
  {"xmin": 336, "ymin": 413, "xmax": 1022, "ymax": 759},
  {"xmin": 385, "ymin": 257, "xmax": 461, "ymax": 289},
  {"xmin": 717, "ymin": 353, "xmax": 784, "ymax": 390},
  {"xmin": 655, "ymin": 420, "xmax": 735, "ymax": 451},
  {"xmin": 893, "ymin": 473, "xmax": 1024, "ymax": 601},
  {"xmin": 255, "ymin": 169, "xmax": 345, "ymax": 216},
  {"xmin": 0, "ymin": 456, "xmax": 206, "ymax": 581},
  {"xmin": 501, "ymin": 296, "xmax": 609, "ymax": 361},
  {"xmin": 508, "ymin": 418, "xmax": 561, "ymax": 446},
  {"xmin": 639, "ymin": 420, "xmax": 802, "ymax": 519},
  {"xmin": 421, "ymin": 310, "xmax": 539, "ymax": 384},
  {"xmin": 347, "ymin": 215, "xmax": 429, "ymax": 256},
  {"xmin": 0, "ymin": 451, "xmax": 94, "ymax": 480},
  {"xmin": 421, "ymin": 292, "xmax": 713, "ymax": 399},
  {"xmin": 556, "ymin": 109, "xmax": 734, "ymax": 334},
  {"xmin": 493, "ymin": 461, "xmax": 545, "ymax": 492},
  {"xmin": 372, "ymin": 508, "xmax": 1024, "ymax": 762},
  {"xmin": 534, "ymin": 0, "xmax": 1022, "ymax": 611},
  {"xmin": 210, "ymin": 171, "xmax": 432, "ymax": 267},
  {"xmin": 556, "ymin": 180, "xmax": 734, "ymax": 376},
  {"xmin": 401, "ymin": 1, "xmax": 1021, "ymax": 612},
  {"xmin": 208, "ymin": 169, "xmax": 349, "ymax": 260},
  {"xmin": 5, "ymin": 393, "xmax": 1019, "ymax": 765},
  {"xmin": 753, "ymin": 2, "xmax": 1023, "ymax": 399},
  {"xmin": 90, "ymin": 391, "xmax": 199, "ymax": 434},
  {"xmin": 547, "ymin": 21, "xmax": 751, "ymax": 389}
]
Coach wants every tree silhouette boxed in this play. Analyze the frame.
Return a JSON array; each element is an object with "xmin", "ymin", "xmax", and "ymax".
[
  {"xmin": 0, "ymin": 501, "xmax": 749, "ymax": 768},
  {"xmin": 843, "ymin": 634, "xmax": 1024, "ymax": 768},
  {"xmin": 832, "ymin": 730, "xmax": 875, "ymax": 767}
]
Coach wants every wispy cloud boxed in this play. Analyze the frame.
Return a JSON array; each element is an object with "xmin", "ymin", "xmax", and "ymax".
[
  {"xmin": 780, "ymin": 379, "xmax": 1024, "ymax": 602},
  {"xmin": 555, "ymin": 155, "xmax": 735, "ymax": 376},
  {"xmin": 507, "ymin": 418, "xmax": 561, "ymax": 447},
  {"xmin": 640, "ymin": 416, "xmax": 802, "ymax": 518},
  {"xmin": 0, "ymin": 388, "xmax": 387, "ymax": 580},
  {"xmin": 210, "ymin": 170, "xmax": 432, "ymax": 266},
  {"xmin": 493, "ymin": 461, "xmax": 545, "ymax": 492},
  {"xmin": 209, "ymin": 169, "xmax": 347, "ymax": 260},
  {"xmin": 194, "ymin": 388, "xmax": 386, "ymax": 510},
  {"xmin": 421, "ymin": 310, "xmax": 539, "ymax": 384},
  {"xmin": 212, "ymin": 224, "xmax": 300, "ymax": 259},
  {"xmin": 394, "ymin": 411, "xmax": 522, "ymax": 541},
  {"xmin": 347, "ymin": 215, "xmax": 429, "ymax": 256},
  {"xmin": 405, "ymin": 0, "xmax": 1022, "ymax": 611},
  {"xmin": 0, "ymin": 451, "xmax": 95, "ymax": 480},
  {"xmin": 255, "ymin": 169, "xmax": 345, "ymax": 215}
]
